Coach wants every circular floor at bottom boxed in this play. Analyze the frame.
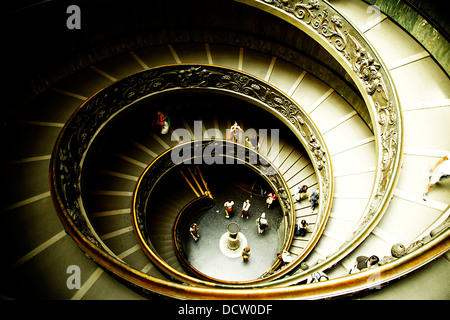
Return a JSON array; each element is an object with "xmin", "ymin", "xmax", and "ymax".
[{"xmin": 185, "ymin": 178, "xmax": 284, "ymax": 282}]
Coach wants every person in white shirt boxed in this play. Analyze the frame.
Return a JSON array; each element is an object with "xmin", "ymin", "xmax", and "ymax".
[
  {"xmin": 256, "ymin": 212, "xmax": 269, "ymax": 233},
  {"xmin": 224, "ymin": 199, "xmax": 234, "ymax": 219},
  {"xmin": 277, "ymin": 250, "xmax": 292, "ymax": 265},
  {"xmin": 241, "ymin": 199, "xmax": 251, "ymax": 219},
  {"xmin": 423, "ymin": 152, "xmax": 450, "ymax": 201}
]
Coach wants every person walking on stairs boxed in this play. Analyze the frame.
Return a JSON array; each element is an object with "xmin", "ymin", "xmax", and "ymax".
[
  {"xmin": 277, "ymin": 250, "xmax": 292, "ymax": 265},
  {"xmin": 227, "ymin": 121, "xmax": 242, "ymax": 143},
  {"xmin": 309, "ymin": 188, "xmax": 319, "ymax": 213},
  {"xmin": 423, "ymin": 151, "xmax": 450, "ymax": 201},
  {"xmin": 349, "ymin": 255, "xmax": 379, "ymax": 274},
  {"xmin": 294, "ymin": 220, "xmax": 309, "ymax": 237},
  {"xmin": 295, "ymin": 185, "xmax": 308, "ymax": 202},
  {"xmin": 153, "ymin": 111, "xmax": 170, "ymax": 134}
]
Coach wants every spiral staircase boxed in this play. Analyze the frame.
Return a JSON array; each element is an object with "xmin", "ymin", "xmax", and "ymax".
[{"xmin": 1, "ymin": 0, "xmax": 449, "ymax": 300}]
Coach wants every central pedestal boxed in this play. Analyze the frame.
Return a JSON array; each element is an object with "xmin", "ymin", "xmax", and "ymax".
[
  {"xmin": 227, "ymin": 222, "xmax": 240, "ymax": 250},
  {"xmin": 219, "ymin": 222, "xmax": 247, "ymax": 258}
]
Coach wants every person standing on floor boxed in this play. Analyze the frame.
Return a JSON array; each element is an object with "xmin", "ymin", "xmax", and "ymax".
[
  {"xmin": 266, "ymin": 192, "xmax": 277, "ymax": 209},
  {"xmin": 242, "ymin": 246, "xmax": 251, "ymax": 262},
  {"xmin": 241, "ymin": 199, "xmax": 251, "ymax": 219},
  {"xmin": 224, "ymin": 199, "xmax": 234, "ymax": 219},
  {"xmin": 256, "ymin": 212, "xmax": 269, "ymax": 234}
]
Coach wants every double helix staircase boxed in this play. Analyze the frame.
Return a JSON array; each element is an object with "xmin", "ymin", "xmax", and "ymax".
[{"xmin": 1, "ymin": 0, "xmax": 449, "ymax": 300}]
